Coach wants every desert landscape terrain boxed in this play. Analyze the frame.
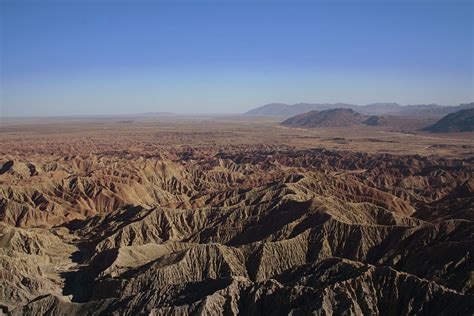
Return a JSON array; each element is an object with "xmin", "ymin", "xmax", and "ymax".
[
  {"xmin": 3, "ymin": 0, "xmax": 473, "ymax": 314},
  {"xmin": 0, "ymin": 116, "xmax": 473, "ymax": 315}
]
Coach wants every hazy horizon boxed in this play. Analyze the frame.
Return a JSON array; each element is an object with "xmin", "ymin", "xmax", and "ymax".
[
  {"xmin": 2, "ymin": 0, "xmax": 473, "ymax": 117},
  {"xmin": 2, "ymin": 101, "xmax": 474, "ymax": 119}
]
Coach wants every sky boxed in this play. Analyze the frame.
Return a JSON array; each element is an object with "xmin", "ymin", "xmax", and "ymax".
[{"xmin": 1, "ymin": 0, "xmax": 473, "ymax": 116}]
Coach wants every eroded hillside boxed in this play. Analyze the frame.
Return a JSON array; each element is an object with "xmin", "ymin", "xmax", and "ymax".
[{"xmin": 0, "ymin": 120, "xmax": 473, "ymax": 315}]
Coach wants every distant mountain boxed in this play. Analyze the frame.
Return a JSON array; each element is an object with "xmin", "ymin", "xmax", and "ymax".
[
  {"xmin": 363, "ymin": 115, "xmax": 388, "ymax": 126},
  {"xmin": 243, "ymin": 103, "xmax": 354, "ymax": 116},
  {"xmin": 281, "ymin": 108, "xmax": 369, "ymax": 128},
  {"xmin": 244, "ymin": 102, "xmax": 403, "ymax": 116},
  {"xmin": 389, "ymin": 104, "xmax": 449, "ymax": 115},
  {"xmin": 358, "ymin": 103, "xmax": 404, "ymax": 115},
  {"xmin": 421, "ymin": 108, "xmax": 474, "ymax": 133},
  {"xmin": 242, "ymin": 103, "xmax": 289, "ymax": 116},
  {"xmin": 244, "ymin": 102, "xmax": 474, "ymax": 117}
]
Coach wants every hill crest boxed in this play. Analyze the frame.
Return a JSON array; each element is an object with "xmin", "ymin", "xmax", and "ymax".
[
  {"xmin": 281, "ymin": 108, "xmax": 369, "ymax": 128},
  {"xmin": 421, "ymin": 108, "xmax": 474, "ymax": 132}
]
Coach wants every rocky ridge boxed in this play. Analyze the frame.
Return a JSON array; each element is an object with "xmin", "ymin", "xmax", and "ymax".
[{"xmin": 0, "ymin": 148, "xmax": 473, "ymax": 315}]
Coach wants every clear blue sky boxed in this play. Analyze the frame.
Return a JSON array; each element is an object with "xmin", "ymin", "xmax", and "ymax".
[{"xmin": 1, "ymin": 0, "xmax": 473, "ymax": 116}]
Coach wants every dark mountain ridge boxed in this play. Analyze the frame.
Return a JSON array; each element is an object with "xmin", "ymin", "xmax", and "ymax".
[
  {"xmin": 421, "ymin": 108, "xmax": 474, "ymax": 132},
  {"xmin": 281, "ymin": 108, "xmax": 369, "ymax": 127}
]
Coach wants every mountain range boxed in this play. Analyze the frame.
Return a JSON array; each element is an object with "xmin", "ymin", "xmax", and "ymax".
[
  {"xmin": 244, "ymin": 102, "xmax": 474, "ymax": 117},
  {"xmin": 281, "ymin": 107, "xmax": 474, "ymax": 132}
]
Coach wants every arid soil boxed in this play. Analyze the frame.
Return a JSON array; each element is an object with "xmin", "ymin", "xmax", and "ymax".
[{"xmin": 0, "ymin": 118, "xmax": 473, "ymax": 315}]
